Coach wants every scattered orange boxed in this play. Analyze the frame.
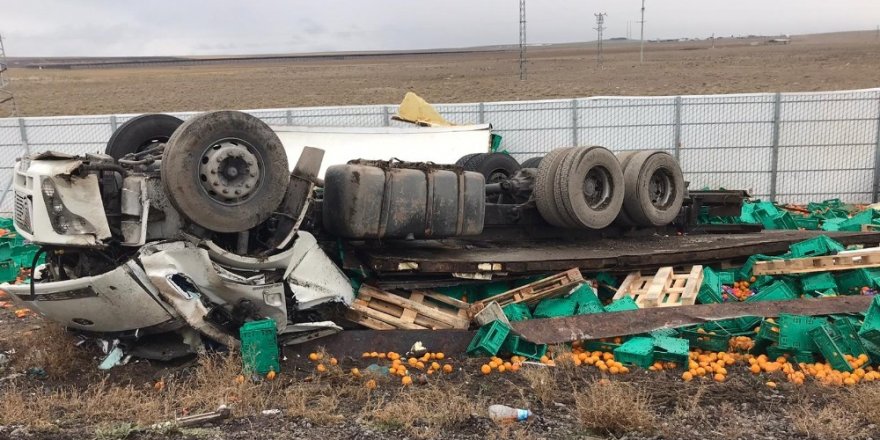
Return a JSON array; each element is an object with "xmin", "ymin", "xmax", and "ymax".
[
  {"xmin": 481, "ymin": 364, "xmax": 492, "ymax": 375},
  {"xmin": 402, "ymin": 376, "xmax": 413, "ymax": 386},
  {"xmin": 329, "ymin": 357, "xmax": 338, "ymax": 366},
  {"xmin": 442, "ymin": 364, "xmax": 454, "ymax": 374},
  {"xmin": 366, "ymin": 379, "xmax": 377, "ymax": 390},
  {"xmin": 351, "ymin": 368, "xmax": 361, "ymax": 377},
  {"xmin": 315, "ymin": 364, "xmax": 326, "ymax": 374},
  {"xmin": 267, "ymin": 370, "xmax": 278, "ymax": 380},
  {"xmin": 308, "ymin": 353, "xmax": 319, "ymax": 361}
]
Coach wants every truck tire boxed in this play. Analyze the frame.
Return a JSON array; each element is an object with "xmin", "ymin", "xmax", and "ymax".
[
  {"xmin": 613, "ymin": 151, "xmax": 640, "ymax": 227},
  {"xmin": 621, "ymin": 150, "xmax": 685, "ymax": 227},
  {"xmin": 455, "ymin": 153, "xmax": 481, "ymax": 167},
  {"xmin": 461, "ymin": 153, "xmax": 521, "ymax": 184},
  {"xmin": 161, "ymin": 111, "xmax": 289, "ymax": 233},
  {"xmin": 558, "ymin": 147, "xmax": 625, "ymax": 229},
  {"xmin": 520, "ymin": 156, "xmax": 544, "ymax": 168},
  {"xmin": 106, "ymin": 114, "xmax": 183, "ymax": 159},
  {"xmin": 534, "ymin": 147, "xmax": 575, "ymax": 228}
]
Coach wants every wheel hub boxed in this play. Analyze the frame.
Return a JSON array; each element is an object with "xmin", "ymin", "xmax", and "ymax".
[
  {"xmin": 583, "ymin": 166, "xmax": 612, "ymax": 209},
  {"xmin": 199, "ymin": 140, "xmax": 261, "ymax": 204},
  {"xmin": 649, "ymin": 169, "xmax": 674, "ymax": 209}
]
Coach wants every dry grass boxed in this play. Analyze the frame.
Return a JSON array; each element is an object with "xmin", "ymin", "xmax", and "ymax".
[
  {"xmin": 519, "ymin": 365, "xmax": 558, "ymax": 406},
  {"xmin": 573, "ymin": 379, "xmax": 658, "ymax": 435},
  {"xmin": 790, "ymin": 404, "xmax": 869, "ymax": 440},
  {"xmin": 283, "ymin": 383, "xmax": 345, "ymax": 426},
  {"xmin": 839, "ymin": 382, "xmax": 880, "ymax": 426},
  {"xmin": 362, "ymin": 382, "xmax": 480, "ymax": 439},
  {"xmin": 0, "ymin": 320, "xmax": 92, "ymax": 378}
]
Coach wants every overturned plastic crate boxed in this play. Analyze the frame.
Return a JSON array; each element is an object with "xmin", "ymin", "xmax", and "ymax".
[
  {"xmin": 583, "ymin": 339, "xmax": 622, "ymax": 352},
  {"xmin": 858, "ymin": 295, "xmax": 880, "ymax": 346},
  {"xmin": 810, "ymin": 324, "xmax": 854, "ymax": 372},
  {"xmin": 652, "ymin": 335, "xmax": 689, "ymax": 365},
  {"xmin": 832, "ymin": 318, "xmax": 868, "ymax": 357},
  {"xmin": 680, "ymin": 327, "xmax": 731, "ymax": 352},
  {"xmin": 697, "ymin": 267, "xmax": 723, "ymax": 304},
  {"xmin": 501, "ymin": 334, "xmax": 547, "ymax": 361},
  {"xmin": 613, "ymin": 337, "xmax": 655, "ymax": 369},
  {"xmin": 767, "ymin": 345, "xmax": 816, "ymax": 364},
  {"xmin": 739, "ymin": 254, "xmax": 783, "ymax": 281},
  {"xmin": 240, "ymin": 318, "xmax": 280, "ymax": 375},
  {"xmin": 502, "ymin": 303, "xmax": 532, "ymax": 322},
  {"xmin": 801, "ymin": 272, "xmax": 838, "ymax": 295},
  {"xmin": 788, "ymin": 235, "xmax": 845, "ymax": 259},
  {"xmin": 746, "ymin": 280, "xmax": 798, "ymax": 303},
  {"xmin": 604, "ymin": 296, "xmax": 639, "ymax": 312},
  {"xmin": 836, "ymin": 269, "xmax": 880, "ymax": 295},
  {"xmin": 467, "ymin": 320, "xmax": 511, "ymax": 357},
  {"xmin": 533, "ymin": 297, "xmax": 577, "ymax": 319},
  {"xmin": 569, "ymin": 284, "xmax": 605, "ymax": 315},
  {"xmin": 778, "ymin": 313, "xmax": 826, "ymax": 352},
  {"xmin": 0, "ymin": 260, "xmax": 18, "ymax": 283}
]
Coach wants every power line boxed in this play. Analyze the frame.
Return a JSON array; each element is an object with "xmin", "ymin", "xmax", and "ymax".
[
  {"xmin": 594, "ymin": 13, "xmax": 607, "ymax": 67},
  {"xmin": 519, "ymin": 0, "xmax": 527, "ymax": 80},
  {"xmin": 639, "ymin": 0, "xmax": 646, "ymax": 63},
  {"xmin": 0, "ymin": 33, "xmax": 16, "ymax": 117}
]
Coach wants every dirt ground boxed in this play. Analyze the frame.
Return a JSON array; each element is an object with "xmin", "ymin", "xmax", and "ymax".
[
  {"xmin": 2, "ymin": 308, "xmax": 879, "ymax": 440},
  {"xmin": 5, "ymin": 31, "xmax": 880, "ymax": 117}
]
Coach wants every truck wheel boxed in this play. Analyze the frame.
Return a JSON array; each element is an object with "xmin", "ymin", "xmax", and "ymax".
[
  {"xmin": 161, "ymin": 111, "xmax": 289, "ymax": 233},
  {"xmin": 462, "ymin": 153, "xmax": 521, "ymax": 184},
  {"xmin": 106, "ymin": 114, "xmax": 183, "ymax": 159},
  {"xmin": 557, "ymin": 147, "xmax": 624, "ymax": 229},
  {"xmin": 455, "ymin": 153, "xmax": 481, "ymax": 167},
  {"xmin": 621, "ymin": 151, "xmax": 685, "ymax": 226},
  {"xmin": 613, "ymin": 151, "xmax": 640, "ymax": 227},
  {"xmin": 520, "ymin": 156, "xmax": 544, "ymax": 168},
  {"xmin": 534, "ymin": 148, "xmax": 576, "ymax": 228}
]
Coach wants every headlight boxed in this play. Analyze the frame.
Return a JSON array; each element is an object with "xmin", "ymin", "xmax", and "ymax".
[{"xmin": 41, "ymin": 179, "xmax": 56, "ymax": 198}]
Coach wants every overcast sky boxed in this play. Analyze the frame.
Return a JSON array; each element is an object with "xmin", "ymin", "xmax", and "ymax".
[{"xmin": 2, "ymin": 0, "xmax": 878, "ymax": 57}]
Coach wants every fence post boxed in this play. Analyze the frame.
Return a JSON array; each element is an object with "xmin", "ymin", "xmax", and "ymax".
[
  {"xmin": 873, "ymin": 94, "xmax": 880, "ymax": 203},
  {"xmin": 768, "ymin": 92, "xmax": 782, "ymax": 202},
  {"xmin": 673, "ymin": 96, "xmax": 682, "ymax": 160},
  {"xmin": 478, "ymin": 102, "xmax": 485, "ymax": 124},
  {"xmin": 285, "ymin": 110, "xmax": 292, "ymax": 125},
  {"xmin": 382, "ymin": 105, "xmax": 390, "ymax": 127},
  {"xmin": 109, "ymin": 115, "xmax": 118, "ymax": 133},
  {"xmin": 571, "ymin": 99, "xmax": 579, "ymax": 147},
  {"xmin": 17, "ymin": 117, "xmax": 29, "ymax": 155}
]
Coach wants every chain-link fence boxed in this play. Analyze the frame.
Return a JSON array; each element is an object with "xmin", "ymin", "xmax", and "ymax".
[{"xmin": 1, "ymin": 88, "xmax": 878, "ymax": 215}]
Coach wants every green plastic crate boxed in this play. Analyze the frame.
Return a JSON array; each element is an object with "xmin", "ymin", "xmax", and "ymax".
[
  {"xmin": 801, "ymin": 272, "xmax": 838, "ymax": 294},
  {"xmin": 746, "ymin": 280, "xmax": 798, "ymax": 303},
  {"xmin": 569, "ymin": 284, "xmax": 605, "ymax": 315},
  {"xmin": 756, "ymin": 319, "xmax": 781, "ymax": 343},
  {"xmin": 793, "ymin": 217, "xmax": 820, "ymax": 230},
  {"xmin": 788, "ymin": 235, "xmax": 844, "ymax": 258},
  {"xmin": 858, "ymin": 295, "xmax": 880, "ymax": 346},
  {"xmin": 697, "ymin": 267, "xmax": 723, "ymax": 304},
  {"xmin": 766, "ymin": 346, "xmax": 816, "ymax": 364},
  {"xmin": 613, "ymin": 337, "xmax": 655, "ymax": 368},
  {"xmin": 0, "ymin": 260, "xmax": 18, "ymax": 283},
  {"xmin": 836, "ymin": 269, "xmax": 880, "ymax": 295},
  {"xmin": 832, "ymin": 318, "xmax": 867, "ymax": 357},
  {"xmin": 239, "ymin": 318, "xmax": 280, "ymax": 375},
  {"xmin": 501, "ymin": 334, "xmax": 547, "ymax": 360},
  {"xmin": 680, "ymin": 328, "xmax": 731, "ymax": 352},
  {"xmin": 739, "ymin": 254, "xmax": 783, "ymax": 281},
  {"xmin": 650, "ymin": 328, "xmax": 679, "ymax": 339},
  {"xmin": 583, "ymin": 340, "xmax": 621, "ymax": 353},
  {"xmin": 778, "ymin": 314, "xmax": 826, "ymax": 352},
  {"xmin": 502, "ymin": 303, "xmax": 532, "ymax": 322},
  {"xmin": 533, "ymin": 297, "xmax": 578, "ymax": 319},
  {"xmin": 718, "ymin": 270, "xmax": 737, "ymax": 285},
  {"xmin": 810, "ymin": 325, "xmax": 853, "ymax": 372},
  {"xmin": 652, "ymin": 336, "xmax": 689, "ymax": 365},
  {"xmin": 604, "ymin": 296, "xmax": 639, "ymax": 312},
  {"xmin": 467, "ymin": 321, "xmax": 511, "ymax": 357},
  {"xmin": 838, "ymin": 209, "xmax": 875, "ymax": 232}
]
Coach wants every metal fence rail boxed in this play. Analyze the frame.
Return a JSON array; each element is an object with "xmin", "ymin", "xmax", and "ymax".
[{"xmin": 1, "ymin": 88, "xmax": 878, "ymax": 216}]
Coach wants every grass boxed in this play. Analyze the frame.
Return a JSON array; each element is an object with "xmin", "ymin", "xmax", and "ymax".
[
  {"xmin": 0, "ymin": 320, "xmax": 92, "ymax": 378},
  {"xmin": 573, "ymin": 379, "xmax": 658, "ymax": 435},
  {"xmin": 362, "ymin": 383, "xmax": 480, "ymax": 439},
  {"xmin": 791, "ymin": 404, "xmax": 868, "ymax": 440},
  {"xmin": 519, "ymin": 365, "xmax": 558, "ymax": 406}
]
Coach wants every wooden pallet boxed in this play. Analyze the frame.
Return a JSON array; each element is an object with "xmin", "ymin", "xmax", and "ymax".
[
  {"xmin": 346, "ymin": 285, "xmax": 471, "ymax": 330},
  {"xmin": 753, "ymin": 247, "xmax": 880, "ymax": 275},
  {"xmin": 612, "ymin": 266, "xmax": 703, "ymax": 308},
  {"xmin": 469, "ymin": 268, "xmax": 584, "ymax": 314}
]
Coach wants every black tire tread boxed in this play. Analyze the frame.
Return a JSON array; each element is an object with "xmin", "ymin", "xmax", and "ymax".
[
  {"xmin": 106, "ymin": 114, "xmax": 183, "ymax": 159},
  {"xmin": 534, "ymin": 148, "xmax": 573, "ymax": 228}
]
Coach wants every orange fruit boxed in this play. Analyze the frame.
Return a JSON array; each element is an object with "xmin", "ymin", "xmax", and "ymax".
[
  {"xmin": 234, "ymin": 374, "xmax": 245, "ymax": 384},
  {"xmin": 362, "ymin": 352, "xmax": 371, "ymax": 358},
  {"xmin": 714, "ymin": 373, "xmax": 725, "ymax": 382},
  {"xmin": 351, "ymin": 368, "xmax": 361, "ymax": 377},
  {"xmin": 378, "ymin": 353, "xmax": 387, "ymax": 359},
  {"xmin": 766, "ymin": 381, "xmax": 777, "ymax": 389},
  {"xmin": 154, "ymin": 380, "xmax": 165, "ymax": 391},
  {"xmin": 309, "ymin": 353, "xmax": 319, "ymax": 361},
  {"xmin": 267, "ymin": 370, "xmax": 278, "ymax": 380},
  {"xmin": 436, "ymin": 352, "xmax": 445, "ymax": 360},
  {"xmin": 369, "ymin": 352, "xmax": 378, "ymax": 358},
  {"xmin": 329, "ymin": 357, "xmax": 338, "ymax": 366},
  {"xmin": 366, "ymin": 379, "xmax": 377, "ymax": 390},
  {"xmin": 481, "ymin": 364, "xmax": 491, "ymax": 375},
  {"xmin": 315, "ymin": 364, "xmax": 326, "ymax": 374},
  {"xmin": 402, "ymin": 376, "xmax": 413, "ymax": 386},
  {"xmin": 682, "ymin": 371, "xmax": 693, "ymax": 381},
  {"xmin": 498, "ymin": 365, "xmax": 507, "ymax": 373},
  {"xmin": 442, "ymin": 364, "xmax": 453, "ymax": 374},
  {"xmin": 431, "ymin": 362, "xmax": 441, "ymax": 371},
  {"xmin": 750, "ymin": 364, "xmax": 761, "ymax": 374}
]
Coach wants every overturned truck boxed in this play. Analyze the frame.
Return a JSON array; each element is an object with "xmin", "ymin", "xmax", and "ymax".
[{"xmin": 4, "ymin": 110, "xmax": 692, "ymax": 355}]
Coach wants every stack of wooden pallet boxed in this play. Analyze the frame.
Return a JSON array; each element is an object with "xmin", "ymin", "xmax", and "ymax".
[
  {"xmin": 346, "ymin": 285, "xmax": 471, "ymax": 330},
  {"xmin": 612, "ymin": 266, "xmax": 703, "ymax": 308}
]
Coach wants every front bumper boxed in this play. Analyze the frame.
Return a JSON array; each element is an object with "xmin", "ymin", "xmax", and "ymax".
[{"xmin": 2, "ymin": 260, "xmax": 181, "ymax": 333}]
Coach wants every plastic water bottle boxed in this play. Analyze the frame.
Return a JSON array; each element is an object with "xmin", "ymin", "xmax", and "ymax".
[{"xmin": 488, "ymin": 404, "xmax": 532, "ymax": 422}]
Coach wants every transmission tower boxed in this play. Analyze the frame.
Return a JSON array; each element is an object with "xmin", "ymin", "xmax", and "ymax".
[
  {"xmin": 0, "ymin": 33, "xmax": 16, "ymax": 117},
  {"xmin": 594, "ymin": 13, "xmax": 607, "ymax": 66},
  {"xmin": 519, "ymin": 0, "xmax": 527, "ymax": 80},
  {"xmin": 639, "ymin": 0, "xmax": 646, "ymax": 63}
]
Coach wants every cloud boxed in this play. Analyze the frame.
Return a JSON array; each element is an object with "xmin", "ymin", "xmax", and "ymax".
[{"xmin": 0, "ymin": 0, "xmax": 877, "ymax": 56}]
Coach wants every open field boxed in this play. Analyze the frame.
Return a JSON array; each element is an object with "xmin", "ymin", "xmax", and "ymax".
[{"xmin": 6, "ymin": 31, "xmax": 880, "ymax": 117}]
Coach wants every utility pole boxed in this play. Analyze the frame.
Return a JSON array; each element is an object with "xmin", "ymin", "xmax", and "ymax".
[
  {"xmin": 594, "ymin": 13, "xmax": 607, "ymax": 66},
  {"xmin": 519, "ymin": 0, "xmax": 527, "ymax": 80},
  {"xmin": 711, "ymin": 33, "xmax": 716, "ymax": 49},
  {"xmin": 639, "ymin": 0, "xmax": 646, "ymax": 63},
  {"xmin": 0, "ymin": 33, "xmax": 16, "ymax": 117},
  {"xmin": 627, "ymin": 21, "xmax": 631, "ymax": 40}
]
